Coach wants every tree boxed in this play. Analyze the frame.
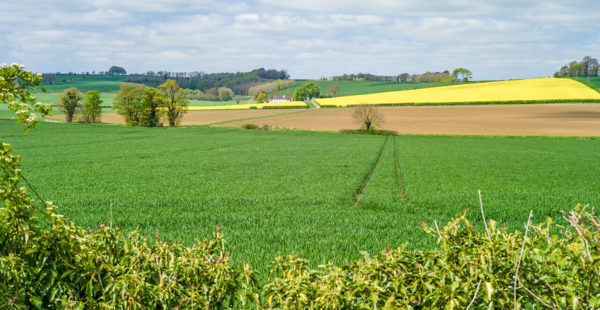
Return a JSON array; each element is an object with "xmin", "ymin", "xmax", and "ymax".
[
  {"xmin": 255, "ymin": 91, "xmax": 268, "ymax": 103},
  {"xmin": 58, "ymin": 87, "xmax": 83, "ymax": 123},
  {"xmin": 292, "ymin": 82, "xmax": 320, "ymax": 100},
  {"xmin": 218, "ymin": 87, "xmax": 233, "ymax": 101},
  {"xmin": 108, "ymin": 66, "xmax": 127, "ymax": 76},
  {"xmin": 327, "ymin": 83, "xmax": 339, "ymax": 97},
  {"xmin": 451, "ymin": 68, "xmax": 472, "ymax": 82},
  {"xmin": 82, "ymin": 91, "xmax": 103, "ymax": 123},
  {"xmin": 141, "ymin": 87, "xmax": 165, "ymax": 127},
  {"xmin": 159, "ymin": 79, "xmax": 188, "ymax": 127},
  {"xmin": 113, "ymin": 83, "xmax": 145, "ymax": 126},
  {"xmin": 0, "ymin": 64, "xmax": 51, "ymax": 130},
  {"xmin": 587, "ymin": 58, "xmax": 599, "ymax": 76},
  {"xmin": 42, "ymin": 73, "xmax": 57, "ymax": 84},
  {"xmin": 352, "ymin": 105, "xmax": 384, "ymax": 131}
]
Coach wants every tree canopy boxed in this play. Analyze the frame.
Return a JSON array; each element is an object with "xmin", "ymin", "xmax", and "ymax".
[
  {"xmin": 58, "ymin": 87, "xmax": 83, "ymax": 123},
  {"xmin": 451, "ymin": 68, "xmax": 473, "ymax": 82},
  {"xmin": 113, "ymin": 83, "xmax": 145, "ymax": 126},
  {"xmin": 292, "ymin": 82, "xmax": 320, "ymax": 101},
  {"xmin": 159, "ymin": 79, "xmax": 188, "ymax": 127},
  {"xmin": 82, "ymin": 91, "xmax": 103, "ymax": 123},
  {"xmin": 108, "ymin": 66, "xmax": 127, "ymax": 76},
  {"xmin": 554, "ymin": 56, "xmax": 599, "ymax": 77}
]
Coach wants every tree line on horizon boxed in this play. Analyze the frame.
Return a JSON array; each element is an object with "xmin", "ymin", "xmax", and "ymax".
[
  {"xmin": 329, "ymin": 68, "xmax": 472, "ymax": 83},
  {"xmin": 554, "ymin": 56, "xmax": 599, "ymax": 78},
  {"xmin": 123, "ymin": 68, "xmax": 289, "ymax": 95}
]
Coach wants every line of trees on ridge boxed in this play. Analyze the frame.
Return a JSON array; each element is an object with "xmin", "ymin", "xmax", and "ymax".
[
  {"xmin": 330, "ymin": 68, "xmax": 472, "ymax": 83},
  {"xmin": 554, "ymin": 56, "xmax": 599, "ymax": 77},
  {"xmin": 124, "ymin": 68, "xmax": 289, "ymax": 95}
]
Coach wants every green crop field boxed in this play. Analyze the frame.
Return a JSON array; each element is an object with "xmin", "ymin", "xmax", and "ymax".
[
  {"xmin": 40, "ymin": 74, "xmax": 125, "ymax": 93},
  {"xmin": 188, "ymin": 96, "xmax": 253, "ymax": 106},
  {"xmin": 574, "ymin": 76, "xmax": 600, "ymax": 93},
  {"xmin": 2, "ymin": 119, "xmax": 598, "ymax": 280},
  {"xmin": 280, "ymin": 80, "xmax": 458, "ymax": 97}
]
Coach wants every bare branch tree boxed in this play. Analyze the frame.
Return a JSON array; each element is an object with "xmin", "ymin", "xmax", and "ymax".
[{"xmin": 352, "ymin": 105, "xmax": 384, "ymax": 130}]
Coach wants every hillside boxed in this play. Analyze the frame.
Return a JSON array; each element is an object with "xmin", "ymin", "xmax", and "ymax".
[
  {"xmin": 315, "ymin": 77, "xmax": 600, "ymax": 106},
  {"xmin": 280, "ymin": 79, "xmax": 455, "ymax": 97}
]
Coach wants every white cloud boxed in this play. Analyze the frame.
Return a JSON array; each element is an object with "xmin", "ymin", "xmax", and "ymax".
[{"xmin": 1, "ymin": 0, "xmax": 599, "ymax": 79}]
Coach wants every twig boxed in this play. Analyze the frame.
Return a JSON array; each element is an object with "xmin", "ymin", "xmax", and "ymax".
[
  {"xmin": 19, "ymin": 173, "xmax": 47, "ymax": 208},
  {"xmin": 514, "ymin": 210, "xmax": 533, "ymax": 310},
  {"xmin": 567, "ymin": 211, "xmax": 592, "ymax": 261},
  {"xmin": 478, "ymin": 190, "xmax": 492, "ymax": 242},
  {"xmin": 466, "ymin": 279, "xmax": 482, "ymax": 310},
  {"xmin": 18, "ymin": 172, "xmax": 54, "ymax": 222},
  {"xmin": 521, "ymin": 285, "xmax": 556, "ymax": 309},
  {"xmin": 109, "ymin": 203, "xmax": 113, "ymax": 229},
  {"xmin": 434, "ymin": 220, "xmax": 442, "ymax": 239}
]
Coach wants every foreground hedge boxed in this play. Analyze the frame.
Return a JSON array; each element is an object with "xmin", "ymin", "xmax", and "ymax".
[{"xmin": 1, "ymin": 139, "xmax": 599, "ymax": 309}]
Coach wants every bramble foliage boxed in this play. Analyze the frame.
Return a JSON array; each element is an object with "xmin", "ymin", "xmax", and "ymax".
[
  {"xmin": 263, "ymin": 209, "xmax": 600, "ymax": 309},
  {"xmin": 0, "ymin": 64, "xmax": 51, "ymax": 130}
]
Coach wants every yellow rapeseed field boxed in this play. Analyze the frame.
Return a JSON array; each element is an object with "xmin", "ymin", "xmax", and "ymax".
[
  {"xmin": 315, "ymin": 78, "xmax": 600, "ymax": 107},
  {"xmin": 187, "ymin": 101, "xmax": 307, "ymax": 110}
]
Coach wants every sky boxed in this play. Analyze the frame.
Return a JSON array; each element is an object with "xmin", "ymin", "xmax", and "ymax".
[{"xmin": 1, "ymin": 0, "xmax": 599, "ymax": 80}]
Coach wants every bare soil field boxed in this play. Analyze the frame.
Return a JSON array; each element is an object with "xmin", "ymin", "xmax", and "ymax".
[
  {"xmin": 219, "ymin": 104, "xmax": 600, "ymax": 136},
  {"xmin": 95, "ymin": 109, "xmax": 307, "ymax": 126}
]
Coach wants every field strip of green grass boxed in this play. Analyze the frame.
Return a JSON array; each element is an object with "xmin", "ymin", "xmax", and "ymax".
[
  {"xmin": 2, "ymin": 120, "xmax": 599, "ymax": 281},
  {"xmin": 204, "ymin": 109, "xmax": 314, "ymax": 126},
  {"xmin": 573, "ymin": 77, "xmax": 600, "ymax": 94},
  {"xmin": 354, "ymin": 136, "xmax": 389, "ymax": 203}
]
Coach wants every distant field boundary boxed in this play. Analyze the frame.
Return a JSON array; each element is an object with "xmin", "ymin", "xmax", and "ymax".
[{"xmin": 203, "ymin": 109, "xmax": 313, "ymax": 126}]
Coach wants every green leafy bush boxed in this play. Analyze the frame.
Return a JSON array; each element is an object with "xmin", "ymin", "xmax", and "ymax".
[{"xmin": 242, "ymin": 123, "xmax": 259, "ymax": 129}]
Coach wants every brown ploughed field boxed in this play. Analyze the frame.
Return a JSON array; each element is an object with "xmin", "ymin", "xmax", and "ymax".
[
  {"xmin": 83, "ymin": 104, "xmax": 600, "ymax": 136},
  {"xmin": 218, "ymin": 104, "xmax": 600, "ymax": 136},
  {"xmin": 98, "ymin": 109, "xmax": 306, "ymax": 126}
]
